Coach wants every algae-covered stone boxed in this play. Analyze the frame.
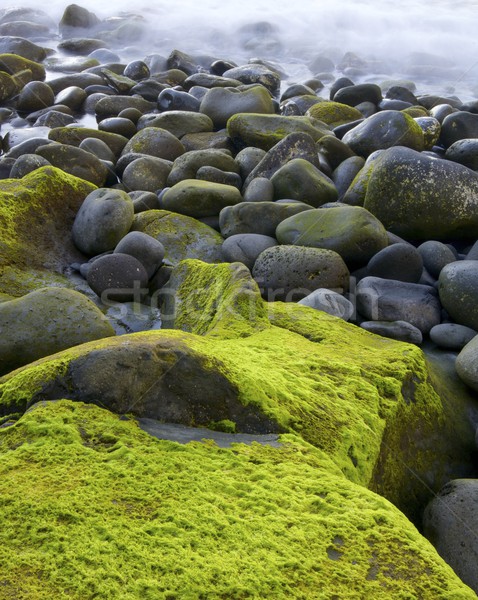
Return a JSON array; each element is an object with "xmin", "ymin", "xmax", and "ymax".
[
  {"xmin": 363, "ymin": 146, "xmax": 478, "ymax": 239},
  {"xmin": 0, "ymin": 166, "xmax": 95, "ymax": 296},
  {"xmin": 227, "ymin": 113, "xmax": 331, "ymax": 151},
  {"xmin": 0, "ymin": 287, "xmax": 114, "ymax": 375},
  {"xmin": 48, "ymin": 127, "xmax": 128, "ymax": 158},
  {"xmin": 167, "ymin": 149, "xmax": 239, "ymax": 187},
  {"xmin": 0, "ymin": 71, "xmax": 18, "ymax": 102},
  {"xmin": 122, "ymin": 156, "xmax": 171, "ymax": 193},
  {"xmin": 276, "ymin": 206, "xmax": 388, "ymax": 267},
  {"xmin": 415, "ymin": 116, "xmax": 441, "ymax": 149},
  {"xmin": 121, "ymin": 127, "xmax": 185, "ymax": 161},
  {"xmin": 72, "ymin": 188, "xmax": 134, "ymax": 256},
  {"xmin": 342, "ymin": 110, "xmax": 425, "ymax": 157},
  {"xmin": 139, "ymin": 110, "xmax": 214, "ymax": 138},
  {"xmin": 161, "ymin": 180, "xmax": 243, "ymax": 218},
  {"xmin": 200, "ymin": 86, "xmax": 275, "ymax": 129},
  {"xmin": 306, "ymin": 101, "xmax": 363, "ymax": 127},
  {"xmin": 0, "ymin": 53, "xmax": 45, "ymax": 81},
  {"xmin": 132, "ymin": 209, "xmax": 224, "ymax": 264},
  {"xmin": 271, "ymin": 158, "xmax": 338, "ymax": 206}
]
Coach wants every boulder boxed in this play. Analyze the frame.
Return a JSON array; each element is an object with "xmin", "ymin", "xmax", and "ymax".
[
  {"xmin": 366, "ymin": 242, "xmax": 423, "ymax": 283},
  {"xmin": 167, "ymin": 149, "xmax": 239, "ymax": 187},
  {"xmin": 114, "ymin": 231, "xmax": 165, "ymax": 279},
  {"xmin": 121, "ymin": 127, "xmax": 185, "ymax": 161},
  {"xmin": 298, "ymin": 288, "xmax": 354, "ymax": 320},
  {"xmin": 222, "ymin": 234, "xmax": 278, "ymax": 271},
  {"xmin": 438, "ymin": 261, "xmax": 478, "ymax": 331},
  {"xmin": 440, "ymin": 111, "xmax": 478, "ymax": 147},
  {"xmin": 35, "ymin": 143, "xmax": 108, "ymax": 186},
  {"xmin": 270, "ymin": 158, "xmax": 338, "ymax": 206},
  {"xmin": 456, "ymin": 334, "xmax": 478, "ymax": 391},
  {"xmin": 360, "ymin": 320, "xmax": 423, "ymax": 345},
  {"xmin": 161, "ymin": 180, "xmax": 242, "ymax": 218},
  {"xmin": 200, "ymin": 86, "xmax": 275, "ymax": 129},
  {"xmin": 306, "ymin": 101, "xmax": 363, "ymax": 127},
  {"xmin": 430, "ymin": 324, "xmax": 477, "ymax": 351},
  {"xmin": 86, "ymin": 253, "xmax": 149, "ymax": 303}
]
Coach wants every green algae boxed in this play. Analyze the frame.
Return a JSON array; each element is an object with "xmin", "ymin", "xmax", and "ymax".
[
  {"xmin": 306, "ymin": 101, "xmax": 363, "ymax": 128},
  {"xmin": 0, "ymin": 400, "xmax": 474, "ymax": 599}
]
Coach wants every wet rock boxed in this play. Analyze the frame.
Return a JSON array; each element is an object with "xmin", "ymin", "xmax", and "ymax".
[
  {"xmin": 95, "ymin": 95, "xmax": 155, "ymax": 119},
  {"xmin": 222, "ymin": 233, "xmax": 278, "ymax": 271},
  {"xmin": 235, "ymin": 147, "xmax": 266, "ymax": 179},
  {"xmin": 114, "ymin": 231, "xmax": 165, "ymax": 279},
  {"xmin": 0, "ymin": 71, "xmax": 18, "ymax": 103},
  {"xmin": 196, "ymin": 166, "xmax": 242, "ymax": 188},
  {"xmin": 59, "ymin": 4, "xmax": 100, "ymax": 36},
  {"xmin": 79, "ymin": 138, "xmax": 116, "ymax": 163},
  {"xmin": 440, "ymin": 111, "xmax": 478, "ymax": 147},
  {"xmin": 0, "ymin": 36, "xmax": 47, "ymax": 62},
  {"xmin": 366, "ymin": 243, "xmax": 423, "ymax": 283},
  {"xmin": 129, "ymin": 190, "xmax": 161, "ymax": 213},
  {"xmin": 34, "ymin": 110, "xmax": 77, "ymax": 128},
  {"xmin": 9, "ymin": 154, "xmax": 50, "ymax": 178},
  {"xmin": 270, "ymin": 158, "xmax": 337, "ymax": 206},
  {"xmin": 98, "ymin": 117, "xmax": 137, "ymax": 139},
  {"xmin": 161, "ymin": 180, "xmax": 242, "ymax": 218},
  {"xmin": 49, "ymin": 73, "xmax": 105, "ymax": 94},
  {"xmin": 316, "ymin": 135, "xmax": 356, "ymax": 170},
  {"xmin": 439, "ymin": 261, "xmax": 478, "ymax": 331},
  {"xmin": 243, "ymin": 177, "xmax": 274, "ymax": 202},
  {"xmin": 16, "ymin": 81, "xmax": 54, "ymax": 113},
  {"xmin": 45, "ymin": 56, "xmax": 100, "ymax": 73},
  {"xmin": 417, "ymin": 241, "xmax": 457, "ymax": 278},
  {"xmin": 332, "ymin": 83, "xmax": 382, "ymax": 106},
  {"xmin": 0, "ymin": 53, "xmax": 45, "ymax": 82},
  {"xmin": 167, "ymin": 149, "xmax": 238, "ymax": 186},
  {"xmin": 360, "ymin": 320, "xmax": 423, "ymax": 344},
  {"xmin": 58, "ymin": 38, "xmax": 107, "ymax": 55},
  {"xmin": 414, "ymin": 116, "xmax": 441, "ymax": 149},
  {"xmin": 445, "ymin": 139, "xmax": 478, "ymax": 171},
  {"xmin": 430, "ymin": 323, "xmax": 477, "ymax": 350},
  {"xmin": 138, "ymin": 111, "xmax": 213, "ymax": 138},
  {"xmin": 333, "ymin": 155, "xmax": 365, "ymax": 200},
  {"xmin": 121, "ymin": 127, "xmax": 184, "ymax": 161},
  {"xmin": 306, "ymin": 101, "xmax": 363, "ymax": 127},
  {"xmin": 48, "ymin": 127, "xmax": 128, "ymax": 158},
  {"xmin": 158, "ymin": 88, "xmax": 200, "ymax": 112},
  {"xmin": 200, "ymin": 86, "xmax": 274, "ymax": 129},
  {"xmin": 298, "ymin": 288, "xmax": 354, "ymax": 320},
  {"xmin": 222, "ymin": 64, "xmax": 280, "ymax": 94},
  {"xmin": 87, "ymin": 253, "xmax": 149, "ymax": 303},
  {"xmin": 35, "ymin": 143, "xmax": 108, "ymax": 186},
  {"xmin": 122, "ymin": 156, "xmax": 172, "ymax": 193}
]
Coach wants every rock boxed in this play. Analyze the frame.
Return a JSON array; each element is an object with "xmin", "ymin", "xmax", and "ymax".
[
  {"xmin": 456, "ymin": 334, "xmax": 478, "ymax": 391},
  {"xmin": 0, "ymin": 287, "xmax": 114, "ymax": 375},
  {"xmin": 59, "ymin": 4, "xmax": 100, "ymax": 36},
  {"xmin": 9, "ymin": 154, "xmax": 50, "ymax": 178},
  {"xmin": 35, "ymin": 143, "xmax": 108, "ymax": 186},
  {"xmin": 356, "ymin": 277, "xmax": 441, "ymax": 334},
  {"xmin": 0, "ymin": 71, "xmax": 18, "ymax": 103},
  {"xmin": 138, "ymin": 111, "xmax": 213, "ymax": 138},
  {"xmin": 122, "ymin": 156, "xmax": 171, "ymax": 193},
  {"xmin": 243, "ymin": 177, "xmax": 274, "ymax": 202},
  {"xmin": 49, "ymin": 73, "xmax": 104, "ymax": 95},
  {"xmin": 235, "ymin": 147, "xmax": 267, "ymax": 179},
  {"xmin": 180, "ymin": 130, "xmax": 234, "ymax": 153},
  {"xmin": 222, "ymin": 234, "xmax": 278, "ymax": 270},
  {"xmin": 423, "ymin": 479, "xmax": 478, "ymax": 594},
  {"xmin": 417, "ymin": 241, "xmax": 457, "ymax": 278},
  {"xmin": 316, "ymin": 134, "xmax": 356, "ymax": 170},
  {"xmin": 34, "ymin": 110, "xmax": 77, "ymax": 128},
  {"xmin": 360, "ymin": 320, "xmax": 423, "ymax": 345},
  {"xmin": 298, "ymin": 288, "xmax": 354, "ymax": 320},
  {"xmin": 306, "ymin": 101, "xmax": 363, "ymax": 127},
  {"xmin": 16, "ymin": 81, "xmax": 54, "ymax": 113},
  {"xmin": 415, "ymin": 116, "xmax": 441, "ymax": 149},
  {"xmin": 129, "ymin": 190, "xmax": 160, "ymax": 213},
  {"xmin": 200, "ymin": 86, "xmax": 275, "ymax": 129},
  {"xmin": 363, "ymin": 146, "xmax": 478, "ymax": 240},
  {"xmin": 158, "ymin": 88, "xmax": 200, "ymax": 112},
  {"xmin": 48, "ymin": 127, "xmax": 128, "ymax": 158},
  {"xmin": 333, "ymin": 155, "xmax": 365, "ymax": 200},
  {"xmin": 86, "ymin": 253, "xmax": 149, "ymax": 303},
  {"xmin": 366, "ymin": 243, "xmax": 423, "ymax": 283},
  {"xmin": 220, "ymin": 201, "xmax": 312, "ymax": 238},
  {"xmin": 270, "ymin": 158, "xmax": 338, "ymax": 206},
  {"xmin": 430, "ymin": 323, "xmax": 477, "ymax": 350},
  {"xmin": 45, "ymin": 56, "xmax": 99, "ymax": 73},
  {"xmin": 79, "ymin": 138, "xmax": 116, "ymax": 163},
  {"xmin": 253, "ymin": 245, "xmax": 349, "ymax": 301},
  {"xmin": 94, "ymin": 95, "xmax": 155, "ymax": 119},
  {"xmin": 98, "ymin": 117, "xmax": 137, "ymax": 139},
  {"xmin": 440, "ymin": 111, "xmax": 478, "ymax": 147},
  {"xmin": 161, "ymin": 180, "xmax": 242, "ymax": 218},
  {"xmin": 222, "ymin": 64, "xmax": 280, "ymax": 94},
  {"xmin": 57, "ymin": 38, "xmax": 107, "ymax": 56},
  {"xmin": 114, "ymin": 231, "xmax": 165, "ymax": 279},
  {"xmin": 227, "ymin": 114, "xmax": 330, "ymax": 151},
  {"xmin": 167, "ymin": 149, "xmax": 239, "ymax": 186},
  {"xmin": 105, "ymin": 301, "xmax": 162, "ymax": 335},
  {"xmin": 0, "ymin": 36, "xmax": 47, "ymax": 62},
  {"xmin": 445, "ymin": 139, "xmax": 478, "ymax": 171},
  {"xmin": 332, "ymin": 83, "xmax": 382, "ymax": 106},
  {"xmin": 0, "ymin": 53, "xmax": 45, "ymax": 82},
  {"xmin": 196, "ymin": 166, "xmax": 242, "ymax": 188},
  {"xmin": 439, "ymin": 261, "xmax": 478, "ymax": 331},
  {"xmin": 276, "ymin": 206, "xmax": 388, "ymax": 268},
  {"xmin": 342, "ymin": 111, "xmax": 424, "ymax": 157},
  {"xmin": 121, "ymin": 127, "xmax": 184, "ymax": 161},
  {"xmin": 131, "ymin": 210, "xmax": 224, "ymax": 264},
  {"xmin": 72, "ymin": 188, "xmax": 135, "ymax": 256}
]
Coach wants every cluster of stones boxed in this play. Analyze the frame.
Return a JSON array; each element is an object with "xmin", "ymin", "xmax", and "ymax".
[{"xmin": 0, "ymin": 6, "xmax": 478, "ymax": 592}]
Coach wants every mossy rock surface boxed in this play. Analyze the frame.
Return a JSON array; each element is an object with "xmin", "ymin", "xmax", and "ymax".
[
  {"xmin": 306, "ymin": 101, "xmax": 363, "ymax": 127},
  {"xmin": 0, "ymin": 399, "xmax": 474, "ymax": 599},
  {"xmin": 271, "ymin": 158, "xmax": 338, "ymax": 206},
  {"xmin": 0, "ymin": 166, "xmax": 95, "ymax": 296},
  {"xmin": 48, "ymin": 127, "xmax": 129, "ymax": 158},
  {"xmin": 0, "ymin": 52, "xmax": 45, "ymax": 81}
]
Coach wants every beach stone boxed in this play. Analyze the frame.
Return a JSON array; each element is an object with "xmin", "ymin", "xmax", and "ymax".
[
  {"xmin": 316, "ymin": 135, "xmax": 356, "ymax": 170},
  {"xmin": 79, "ymin": 138, "xmax": 116, "ymax": 163},
  {"xmin": 220, "ymin": 201, "xmax": 312, "ymax": 238},
  {"xmin": 456, "ymin": 335, "xmax": 478, "ymax": 391},
  {"xmin": 0, "ymin": 287, "xmax": 114, "ymax": 375},
  {"xmin": 366, "ymin": 243, "xmax": 423, "ymax": 283},
  {"xmin": 276, "ymin": 206, "xmax": 388, "ymax": 267},
  {"xmin": 9, "ymin": 154, "xmax": 50, "ymax": 178},
  {"xmin": 306, "ymin": 101, "xmax": 363, "ymax": 127},
  {"xmin": 235, "ymin": 147, "xmax": 267, "ymax": 179},
  {"xmin": 59, "ymin": 4, "xmax": 100, "ymax": 35},
  {"xmin": 0, "ymin": 53, "xmax": 45, "ymax": 82},
  {"xmin": 342, "ymin": 111, "xmax": 424, "ymax": 157},
  {"xmin": 95, "ymin": 95, "xmax": 155, "ymax": 119},
  {"xmin": 167, "ymin": 149, "xmax": 239, "ymax": 186},
  {"xmin": 161, "ymin": 180, "xmax": 242, "ymax": 218},
  {"xmin": 423, "ymin": 479, "xmax": 478, "ymax": 594},
  {"xmin": 417, "ymin": 241, "xmax": 457, "ymax": 278},
  {"xmin": 356, "ymin": 277, "xmax": 441, "ymax": 334},
  {"xmin": 0, "ymin": 36, "xmax": 47, "ymax": 62},
  {"xmin": 445, "ymin": 139, "xmax": 478, "ymax": 171},
  {"xmin": 429, "ymin": 104, "xmax": 458, "ymax": 123},
  {"xmin": 129, "ymin": 191, "xmax": 161, "ymax": 213},
  {"xmin": 87, "ymin": 253, "xmax": 149, "ymax": 303},
  {"xmin": 72, "ymin": 188, "xmax": 134, "ymax": 256},
  {"xmin": 34, "ymin": 110, "xmax": 76, "ymax": 128},
  {"xmin": 332, "ymin": 83, "xmax": 382, "ymax": 106},
  {"xmin": 131, "ymin": 80, "xmax": 168, "ymax": 102},
  {"xmin": 196, "ymin": 166, "xmax": 242, "ymax": 188},
  {"xmin": 138, "ymin": 111, "xmax": 213, "ymax": 138},
  {"xmin": 385, "ymin": 86, "xmax": 418, "ymax": 104},
  {"xmin": 16, "ymin": 81, "xmax": 54, "ymax": 113},
  {"xmin": 243, "ymin": 177, "xmax": 274, "ymax": 202},
  {"xmin": 222, "ymin": 234, "xmax": 278, "ymax": 270},
  {"xmin": 414, "ymin": 116, "xmax": 441, "ymax": 149},
  {"xmin": 298, "ymin": 288, "xmax": 354, "ymax": 320},
  {"xmin": 158, "ymin": 89, "xmax": 200, "ymax": 112},
  {"xmin": 49, "ymin": 74, "xmax": 104, "ymax": 95},
  {"xmin": 227, "ymin": 114, "xmax": 330, "ymax": 151},
  {"xmin": 253, "ymin": 245, "xmax": 349, "ymax": 301},
  {"xmin": 122, "ymin": 156, "xmax": 171, "ymax": 193},
  {"xmin": 430, "ymin": 323, "xmax": 477, "ymax": 350},
  {"xmin": 121, "ymin": 127, "xmax": 184, "ymax": 161},
  {"xmin": 58, "ymin": 38, "xmax": 107, "ymax": 56},
  {"xmin": 0, "ymin": 71, "xmax": 18, "ymax": 103},
  {"xmin": 466, "ymin": 241, "xmax": 478, "ymax": 260},
  {"xmin": 180, "ymin": 131, "xmax": 234, "ymax": 153},
  {"xmin": 271, "ymin": 158, "xmax": 337, "ymax": 206},
  {"xmin": 200, "ymin": 86, "xmax": 274, "ymax": 129},
  {"xmin": 35, "ymin": 143, "xmax": 108, "ymax": 186},
  {"xmin": 3, "ymin": 128, "xmax": 50, "ymax": 153},
  {"xmin": 114, "ymin": 231, "xmax": 165, "ymax": 279},
  {"xmin": 98, "ymin": 117, "xmax": 136, "ymax": 139},
  {"xmin": 105, "ymin": 302, "xmax": 162, "ymax": 335},
  {"xmin": 439, "ymin": 261, "xmax": 478, "ymax": 330},
  {"xmin": 183, "ymin": 73, "xmax": 242, "ymax": 90},
  {"xmin": 243, "ymin": 133, "xmax": 320, "ymax": 189},
  {"xmin": 360, "ymin": 320, "xmax": 423, "ymax": 344},
  {"xmin": 132, "ymin": 210, "xmax": 224, "ymax": 264},
  {"xmin": 440, "ymin": 111, "xmax": 478, "ymax": 147},
  {"xmin": 46, "ymin": 56, "xmax": 99, "ymax": 73},
  {"xmin": 333, "ymin": 155, "xmax": 365, "ymax": 200},
  {"xmin": 48, "ymin": 127, "xmax": 128, "ymax": 158},
  {"xmin": 363, "ymin": 146, "xmax": 478, "ymax": 240},
  {"xmin": 222, "ymin": 64, "xmax": 280, "ymax": 94}
]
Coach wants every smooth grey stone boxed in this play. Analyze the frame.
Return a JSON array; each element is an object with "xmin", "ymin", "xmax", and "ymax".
[
  {"xmin": 243, "ymin": 177, "xmax": 274, "ymax": 202},
  {"xmin": 137, "ymin": 111, "xmax": 213, "ymax": 138},
  {"xmin": 54, "ymin": 86, "xmax": 87, "ymax": 111},
  {"xmin": 441, "ymin": 111, "xmax": 478, "ymax": 147},
  {"xmin": 417, "ymin": 241, "xmax": 457, "ymax": 278},
  {"xmin": 98, "ymin": 117, "xmax": 137, "ymax": 139},
  {"xmin": 114, "ymin": 231, "xmax": 165, "ymax": 279},
  {"xmin": 252, "ymin": 245, "xmax": 349, "ymax": 302},
  {"xmin": 298, "ymin": 288, "xmax": 354, "ymax": 321},
  {"xmin": 158, "ymin": 89, "xmax": 200, "ymax": 112},
  {"xmin": 59, "ymin": 4, "xmax": 99, "ymax": 35},
  {"xmin": 48, "ymin": 73, "xmax": 105, "ymax": 95},
  {"xmin": 456, "ymin": 335, "xmax": 478, "ymax": 391},
  {"xmin": 161, "ymin": 180, "xmax": 242, "ymax": 218},
  {"xmin": 445, "ymin": 139, "xmax": 478, "ymax": 171},
  {"xmin": 360, "ymin": 320, "xmax": 423, "ymax": 344},
  {"xmin": 196, "ymin": 166, "xmax": 242, "ymax": 188},
  {"xmin": 3, "ymin": 127, "xmax": 50, "ymax": 153},
  {"xmin": 423, "ymin": 479, "xmax": 478, "ymax": 594},
  {"xmin": 0, "ymin": 36, "xmax": 47, "ymax": 62},
  {"xmin": 35, "ymin": 143, "xmax": 108, "ymax": 186},
  {"xmin": 329, "ymin": 76, "xmax": 355, "ymax": 100},
  {"xmin": 430, "ymin": 323, "xmax": 477, "ymax": 350},
  {"xmin": 129, "ymin": 190, "xmax": 161, "ymax": 213},
  {"xmin": 332, "ymin": 156, "xmax": 365, "ymax": 201},
  {"xmin": 57, "ymin": 38, "xmax": 107, "ymax": 56},
  {"xmin": 466, "ymin": 240, "xmax": 478, "ymax": 260},
  {"xmin": 79, "ymin": 138, "xmax": 116, "ymax": 163},
  {"xmin": 366, "ymin": 243, "xmax": 423, "ymax": 283},
  {"xmin": 130, "ymin": 80, "xmax": 169, "ymax": 102},
  {"xmin": 222, "ymin": 233, "xmax": 278, "ymax": 271},
  {"xmin": 271, "ymin": 158, "xmax": 338, "ymax": 206},
  {"xmin": 34, "ymin": 110, "xmax": 76, "ymax": 128},
  {"xmin": 199, "ymin": 86, "xmax": 274, "ymax": 129},
  {"xmin": 16, "ymin": 81, "xmax": 54, "ymax": 113},
  {"xmin": 222, "ymin": 64, "xmax": 280, "ymax": 94},
  {"xmin": 95, "ymin": 95, "xmax": 156, "ymax": 119},
  {"xmin": 87, "ymin": 253, "xmax": 149, "ymax": 303},
  {"xmin": 439, "ymin": 261, "xmax": 478, "ymax": 330},
  {"xmin": 121, "ymin": 127, "xmax": 184, "ymax": 161},
  {"xmin": 5, "ymin": 137, "xmax": 54, "ymax": 159},
  {"xmin": 72, "ymin": 188, "xmax": 134, "ymax": 256},
  {"xmin": 167, "ymin": 149, "xmax": 238, "ymax": 186},
  {"xmin": 355, "ymin": 101, "xmax": 377, "ymax": 117},
  {"xmin": 235, "ymin": 147, "xmax": 267, "ymax": 179},
  {"xmin": 332, "ymin": 83, "xmax": 382, "ymax": 106},
  {"xmin": 356, "ymin": 277, "xmax": 441, "ymax": 334},
  {"xmin": 105, "ymin": 302, "xmax": 161, "ymax": 335},
  {"xmin": 9, "ymin": 154, "xmax": 50, "ymax": 178},
  {"xmin": 429, "ymin": 103, "xmax": 458, "ymax": 123},
  {"xmin": 122, "ymin": 156, "xmax": 171, "ymax": 193},
  {"xmin": 316, "ymin": 134, "xmax": 356, "ymax": 171},
  {"xmin": 89, "ymin": 48, "xmax": 121, "ymax": 63},
  {"xmin": 124, "ymin": 60, "xmax": 150, "ymax": 81},
  {"xmin": 385, "ymin": 85, "xmax": 418, "ymax": 105}
]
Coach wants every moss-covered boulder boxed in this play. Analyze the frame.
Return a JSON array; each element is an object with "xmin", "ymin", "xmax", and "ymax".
[
  {"xmin": 227, "ymin": 113, "xmax": 331, "ymax": 151},
  {"xmin": 48, "ymin": 127, "xmax": 128, "ymax": 158},
  {"xmin": 270, "ymin": 158, "xmax": 338, "ymax": 206},
  {"xmin": 0, "ymin": 287, "xmax": 114, "ymax": 375},
  {"xmin": 0, "ymin": 53, "xmax": 45, "ymax": 81},
  {"xmin": 306, "ymin": 101, "xmax": 363, "ymax": 127},
  {"xmin": 167, "ymin": 149, "xmax": 239, "ymax": 187},
  {"xmin": 121, "ymin": 127, "xmax": 185, "ymax": 161},
  {"xmin": 0, "ymin": 166, "xmax": 95, "ymax": 296},
  {"xmin": 140, "ymin": 110, "xmax": 214, "ymax": 138},
  {"xmin": 160, "ymin": 180, "xmax": 242, "ymax": 218},
  {"xmin": 200, "ymin": 86, "xmax": 275, "ymax": 129},
  {"xmin": 276, "ymin": 206, "xmax": 389, "ymax": 267},
  {"xmin": 363, "ymin": 146, "xmax": 478, "ymax": 239},
  {"xmin": 0, "ymin": 400, "xmax": 474, "ymax": 598},
  {"xmin": 131, "ymin": 210, "xmax": 224, "ymax": 264}
]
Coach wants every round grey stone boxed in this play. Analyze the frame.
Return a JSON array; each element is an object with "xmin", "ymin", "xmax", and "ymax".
[
  {"xmin": 298, "ymin": 288, "xmax": 354, "ymax": 321},
  {"xmin": 114, "ymin": 231, "xmax": 165, "ymax": 279},
  {"xmin": 87, "ymin": 253, "xmax": 149, "ymax": 303},
  {"xmin": 417, "ymin": 241, "xmax": 457, "ymax": 278},
  {"xmin": 222, "ymin": 234, "xmax": 278, "ymax": 271},
  {"xmin": 360, "ymin": 320, "xmax": 423, "ymax": 345},
  {"xmin": 439, "ymin": 261, "xmax": 478, "ymax": 331},
  {"xmin": 430, "ymin": 323, "xmax": 477, "ymax": 350},
  {"xmin": 366, "ymin": 243, "xmax": 423, "ymax": 283}
]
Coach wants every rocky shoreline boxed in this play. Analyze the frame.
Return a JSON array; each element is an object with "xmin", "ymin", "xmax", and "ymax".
[{"xmin": 0, "ymin": 3, "xmax": 477, "ymax": 598}]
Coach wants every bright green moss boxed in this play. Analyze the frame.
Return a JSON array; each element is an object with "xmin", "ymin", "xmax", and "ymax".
[
  {"xmin": 306, "ymin": 101, "xmax": 364, "ymax": 127},
  {"xmin": 0, "ymin": 400, "xmax": 473, "ymax": 599}
]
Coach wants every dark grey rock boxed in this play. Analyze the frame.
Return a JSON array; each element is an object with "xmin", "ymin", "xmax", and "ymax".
[
  {"xmin": 16, "ymin": 81, "xmax": 54, "ymax": 113},
  {"xmin": 360, "ymin": 320, "xmax": 423, "ymax": 344},
  {"xmin": 196, "ymin": 166, "xmax": 242, "ymax": 188},
  {"xmin": 114, "ymin": 231, "xmax": 165, "ymax": 279},
  {"xmin": 79, "ymin": 138, "xmax": 116, "ymax": 163},
  {"xmin": 235, "ymin": 147, "xmax": 267, "ymax": 179},
  {"xmin": 129, "ymin": 190, "xmax": 161, "ymax": 213},
  {"xmin": 9, "ymin": 154, "xmax": 50, "ymax": 178},
  {"xmin": 167, "ymin": 149, "xmax": 238, "ymax": 187},
  {"xmin": 35, "ymin": 143, "xmax": 108, "ymax": 186},
  {"xmin": 417, "ymin": 241, "xmax": 457, "ymax": 278},
  {"xmin": 441, "ymin": 111, "xmax": 478, "ymax": 147},
  {"xmin": 332, "ymin": 83, "xmax": 382, "ymax": 106},
  {"xmin": 243, "ymin": 177, "xmax": 274, "ymax": 202},
  {"xmin": 158, "ymin": 88, "xmax": 201, "ymax": 112},
  {"xmin": 222, "ymin": 234, "xmax": 278, "ymax": 270},
  {"xmin": 366, "ymin": 243, "xmax": 423, "ymax": 283},
  {"xmin": 122, "ymin": 156, "xmax": 171, "ymax": 193},
  {"xmin": 161, "ymin": 180, "xmax": 242, "ymax": 218},
  {"xmin": 332, "ymin": 155, "xmax": 365, "ymax": 201},
  {"xmin": 121, "ymin": 127, "xmax": 184, "ymax": 161},
  {"xmin": 271, "ymin": 158, "xmax": 338, "ymax": 206},
  {"xmin": 430, "ymin": 323, "xmax": 477, "ymax": 350},
  {"xmin": 445, "ymin": 139, "xmax": 478, "ymax": 171},
  {"xmin": 439, "ymin": 261, "xmax": 478, "ymax": 330},
  {"xmin": 98, "ymin": 117, "xmax": 137, "ymax": 139},
  {"xmin": 87, "ymin": 253, "xmax": 149, "ymax": 303}
]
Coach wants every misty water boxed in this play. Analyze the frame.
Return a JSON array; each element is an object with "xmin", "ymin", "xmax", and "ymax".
[{"xmin": 7, "ymin": 0, "xmax": 478, "ymax": 101}]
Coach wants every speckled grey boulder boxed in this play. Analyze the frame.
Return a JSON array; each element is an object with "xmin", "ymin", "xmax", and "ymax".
[
  {"xmin": 167, "ymin": 149, "xmax": 239, "ymax": 187},
  {"xmin": 439, "ymin": 261, "xmax": 478, "ymax": 331},
  {"xmin": 114, "ymin": 231, "xmax": 165, "ymax": 279},
  {"xmin": 366, "ymin": 242, "xmax": 423, "ymax": 283},
  {"xmin": 0, "ymin": 287, "xmax": 114, "ymax": 375},
  {"xmin": 456, "ymin": 335, "xmax": 478, "ymax": 391},
  {"xmin": 417, "ymin": 241, "xmax": 457, "ymax": 279},
  {"xmin": 121, "ymin": 127, "xmax": 185, "ymax": 161},
  {"xmin": 430, "ymin": 323, "xmax": 477, "ymax": 351},
  {"xmin": 222, "ymin": 234, "xmax": 278, "ymax": 271},
  {"xmin": 200, "ymin": 86, "xmax": 275, "ymax": 129},
  {"xmin": 35, "ymin": 143, "xmax": 108, "ymax": 186},
  {"xmin": 87, "ymin": 253, "xmax": 149, "ymax": 303},
  {"xmin": 298, "ymin": 288, "xmax": 354, "ymax": 321},
  {"xmin": 122, "ymin": 156, "xmax": 172, "ymax": 193},
  {"xmin": 72, "ymin": 188, "xmax": 135, "ymax": 256}
]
